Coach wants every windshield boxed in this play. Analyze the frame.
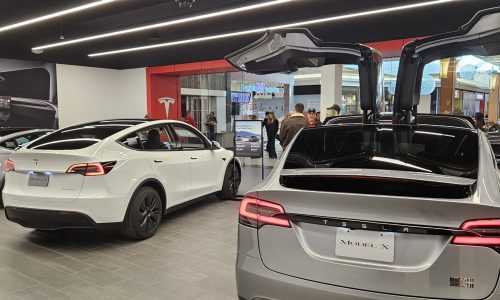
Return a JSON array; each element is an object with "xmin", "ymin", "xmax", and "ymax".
[{"xmin": 284, "ymin": 124, "xmax": 478, "ymax": 179}]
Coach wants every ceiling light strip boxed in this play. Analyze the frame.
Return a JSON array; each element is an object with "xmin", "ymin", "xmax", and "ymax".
[
  {"xmin": 0, "ymin": 0, "xmax": 117, "ymax": 33},
  {"xmin": 88, "ymin": 0, "xmax": 457, "ymax": 57},
  {"xmin": 32, "ymin": 0, "xmax": 292, "ymax": 51}
]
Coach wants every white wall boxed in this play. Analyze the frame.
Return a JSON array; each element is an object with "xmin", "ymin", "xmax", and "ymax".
[{"xmin": 57, "ymin": 64, "xmax": 147, "ymax": 127}]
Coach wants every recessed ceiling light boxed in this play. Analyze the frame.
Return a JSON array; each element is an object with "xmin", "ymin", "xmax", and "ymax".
[
  {"xmin": 88, "ymin": 0, "xmax": 457, "ymax": 58},
  {"xmin": 32, "ymin": 0, "xmax": 292, "ymax": 51},
  {"xmin": 0, "ymin": 0, "xmax": 116, "ymax": 34}
]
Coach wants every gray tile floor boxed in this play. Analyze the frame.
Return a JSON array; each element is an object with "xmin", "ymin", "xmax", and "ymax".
[
  {"xmin": 0, "ymin": 165, "xmax": 269, "ymax": 299},
  {"xmin": 0, "ymin": 198, "xmax": 240, "ymax": 300}
]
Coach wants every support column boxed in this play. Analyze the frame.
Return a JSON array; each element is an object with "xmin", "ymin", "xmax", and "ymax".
[
  {"xmin": 320, "ymin": 64, "xmax": 342, "ymax": 121},
  {"xmin": 439, "ymin": 58, "xmax": 456, "ymax": 114},
  {"xmin": 489, "ymin": 74, "xmax": 500, "ymax": 122}
]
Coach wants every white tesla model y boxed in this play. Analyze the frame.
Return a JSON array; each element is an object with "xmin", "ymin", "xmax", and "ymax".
[{"xmin": 2, "ymin": 119, "xmax": 241, "ymax": 239}]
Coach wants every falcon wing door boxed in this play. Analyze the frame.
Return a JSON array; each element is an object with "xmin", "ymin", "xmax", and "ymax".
[
  {"xmin": 394, "ymin": 6, "xmax": 500, "ymax": 123},
  {"xmin": 226, "ymin": 29, "xmax": 383, "ymax": 123}
]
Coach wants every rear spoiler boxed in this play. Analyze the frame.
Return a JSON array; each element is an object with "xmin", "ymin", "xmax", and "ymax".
[{"xmin": 280, "ymin": 168, "xmax": 476, "ymax": 186}]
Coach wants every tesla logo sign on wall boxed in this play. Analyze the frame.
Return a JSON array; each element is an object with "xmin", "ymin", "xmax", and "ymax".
[{"xmin": 158, "ymin": 97, "xmax": 175, "ymax": 119}]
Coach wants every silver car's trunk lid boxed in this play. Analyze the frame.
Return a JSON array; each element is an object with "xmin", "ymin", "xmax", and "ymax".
[{"xmin": 256, "ymin": 188, "xmax": 500, "ymax": 299}]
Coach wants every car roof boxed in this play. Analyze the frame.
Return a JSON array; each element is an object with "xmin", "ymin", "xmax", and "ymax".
[
  {"xmin": 0, "ymin": 129, "xmax": 53, "ymax": 142},
  {"xmin": 62, "ymin": 119, "xmax": 198, "ymax": 141}
]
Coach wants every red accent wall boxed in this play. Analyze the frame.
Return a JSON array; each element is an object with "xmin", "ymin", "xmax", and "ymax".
[
  {"xmin": 148, "ymin": 75, "xmax": 181, "ymax": 120},
  {"xmin": 366, "ymin": 38, "xmax": 420, "ymax": 53},
  {"xmin": 146, "ymin": 60, "xmax": 237, "ymax": 120}
]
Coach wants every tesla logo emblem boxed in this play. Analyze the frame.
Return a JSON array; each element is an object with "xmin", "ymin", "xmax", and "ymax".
[
  {"xmin": 158, "ymin": 97, "xmax": 175, "ymax": 118},
  {"xmin": 33, "ymin": 159, "xmax": 39, "ymax": 166}
]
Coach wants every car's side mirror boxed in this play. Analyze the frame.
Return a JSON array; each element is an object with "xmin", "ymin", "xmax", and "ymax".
[{"xmin": 211, "ymin": 141, "xmax": 221, "ymax": 150}]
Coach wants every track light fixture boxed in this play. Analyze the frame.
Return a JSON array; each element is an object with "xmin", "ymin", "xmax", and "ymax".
[{"xmin": 88, "ymin": 0, "xmax": 458, "ymax": 58}]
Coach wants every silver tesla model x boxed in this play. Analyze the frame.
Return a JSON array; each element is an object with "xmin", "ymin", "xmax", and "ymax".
[{"xmin": 227, "ymin": 7, "xmax": 500, "ymax": 300}]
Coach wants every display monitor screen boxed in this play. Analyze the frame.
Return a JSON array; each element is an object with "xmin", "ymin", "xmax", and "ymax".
[{"xmin": 231, "ymin": 92, "xmax": 251, "ymax": 103}]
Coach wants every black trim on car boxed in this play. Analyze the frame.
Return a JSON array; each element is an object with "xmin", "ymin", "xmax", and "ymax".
[
  {"xmin": 285, "ymin": 214, "xmax": 474, "ymax": 237},
  {"xmin": 4, "ymin": 207, "xmax": 121, "ymax": 230}
]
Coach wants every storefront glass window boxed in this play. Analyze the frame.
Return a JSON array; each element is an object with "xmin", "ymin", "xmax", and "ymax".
[
  {"xmin": 180, "ymin": 73, "xmax": 228, "ymax": 138},
  {"xmin": 382, "ymin": 55, "xmax": 499, "ymax": 117}
]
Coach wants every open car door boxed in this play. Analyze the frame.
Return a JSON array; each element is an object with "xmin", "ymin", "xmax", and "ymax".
[
  {"xmin": 225, "ymin": 29, "xmax": 383, "ymax": 123},
  {"xmin": 394, "ymin": 6, "xmax": 500, "ymax": 124}
]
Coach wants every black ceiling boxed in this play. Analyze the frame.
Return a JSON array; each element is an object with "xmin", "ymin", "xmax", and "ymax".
[{"xmin": 0, "ymin": 0, "xmax": 499, "ymax": 69}]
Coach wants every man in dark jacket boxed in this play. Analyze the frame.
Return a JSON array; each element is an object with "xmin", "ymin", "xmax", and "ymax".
[{"xmin": 280, "ymin": 103, "xmax": 309, "ymax": 149}]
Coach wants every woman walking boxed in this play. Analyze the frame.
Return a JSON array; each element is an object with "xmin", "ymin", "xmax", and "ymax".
[{"xmin": 265, "ymin": 112, "xmax": 279, "ymax": 159}]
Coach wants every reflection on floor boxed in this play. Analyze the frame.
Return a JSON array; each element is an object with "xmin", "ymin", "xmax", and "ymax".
[
  {"xmin": 239, "ymin": 165, "xmax": 272, "ymax": 195},
  {"xmin": 0, "ymin": 197, "xmax": 240, "ymax": 300}
]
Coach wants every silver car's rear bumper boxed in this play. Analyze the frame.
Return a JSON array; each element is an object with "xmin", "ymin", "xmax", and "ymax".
[{"xmin": 236, "ymin": 253, "xmax": 500, "ymax": 300}]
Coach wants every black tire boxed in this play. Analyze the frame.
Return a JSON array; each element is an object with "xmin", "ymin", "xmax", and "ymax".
[
  {"xmin": 217, "ymin": 163, "xmax": 241, "ymax": 200},
  {"xmin": 121, "ymin": 186, "xmax": 163, "ymax": 240}
]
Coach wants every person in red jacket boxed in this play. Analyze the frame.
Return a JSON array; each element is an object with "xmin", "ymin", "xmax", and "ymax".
[
  {"xmin": 307, "ymin": 108, "xmax": 321, "ymax": 127},
  {"xmin": 183, "ymin": 111, "xmax": 196, "ymax": 128}
]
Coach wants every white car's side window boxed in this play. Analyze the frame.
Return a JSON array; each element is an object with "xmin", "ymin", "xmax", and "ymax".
[
  {"xmin": 119, "ymin": 125, "xmax": 177, "ymax": 151},
  {"xmin": 171, "ymin": 124, "xmax": 207, "ymax": 150}
]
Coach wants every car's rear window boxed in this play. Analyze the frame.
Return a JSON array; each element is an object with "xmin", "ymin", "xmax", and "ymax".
[
  {"xmin": 284, "ymin": 124, "xmax": 479, "ymax": 179},
  {"xmin": 28, "ymin": 123, "xmax": 131, "ymax": 150}
]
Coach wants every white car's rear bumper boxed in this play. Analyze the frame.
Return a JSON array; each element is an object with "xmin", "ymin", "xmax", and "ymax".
[
  {"xmin": 236, "ymin": 253, "xmax": 500, "ymax": 300},
  {"xmin": 2, "ymin": 192, "xmax": 127, "ymax": 227}
]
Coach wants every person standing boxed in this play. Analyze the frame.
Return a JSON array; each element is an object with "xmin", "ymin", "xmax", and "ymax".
[
  {"xmin": 183, "ymin": 111, "xmax": 196, "ymax": 128},
  {"xmin": 265, "ymin": 112, "xmax": 279, "ymax": 159},
  {"xmin": 205, "ymin": 112, "xmax": 218, "ymax": 140},
  {"xmin": 307, "ymin": 108, "xmax": 321, "ymax": 127},
  {"xmin": 323, "ymin": 104, "xmax": 341, "ymax": 124},
  {"xmin": 280, "ymin": 103, "xmax": 309, "ymax": 149},
  {"xmin": 475, "ymin": 112, "xmax": 486, "ymax": 131},
  {"xmin": 262, "ymin": 111, "xmax": 270, "ymax": 152}
]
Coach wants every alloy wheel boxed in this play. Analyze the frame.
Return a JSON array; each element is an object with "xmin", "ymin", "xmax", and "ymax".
[
  {"xmin": 228, "ymin": 167, "xmax": 240, "ymax": 197},
  {"xmin": 138, "ymin": 193, "xmax": 162, "ymax": 233}
]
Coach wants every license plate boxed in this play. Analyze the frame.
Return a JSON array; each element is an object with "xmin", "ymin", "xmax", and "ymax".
[
  {"xmin": 335, "ymin": 228, "xmax": 395, "ymax": 263},
  {"xmin": 28, "ymin": 172, "xmax": 50, "ymax": 187}
]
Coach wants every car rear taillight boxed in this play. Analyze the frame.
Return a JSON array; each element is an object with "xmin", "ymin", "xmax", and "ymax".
[
  {"xmin": 452, "ymin": 219, "xmax": 500, "ymax": 246},
  {"xmin": 66, "ymin": 161, "xmax": 116, "ymax": 176},
  {"xmin": 239, "ymin": 197, "xmax": 290, "ymax": 228},
  {"xmin": 3, "ymin": 159, "xmax": 15, "ymax": 172}
]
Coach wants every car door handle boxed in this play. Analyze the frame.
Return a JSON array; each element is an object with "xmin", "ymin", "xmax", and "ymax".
[
  {"xmin": 154, "ymin": 160, "xmax": 163, "ymax": 163},
  {"xmin": 190, "ymin": 157, "xmax": 198, "ymax": 160}
]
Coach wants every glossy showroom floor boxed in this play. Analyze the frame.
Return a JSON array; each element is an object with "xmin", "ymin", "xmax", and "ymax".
[{"xmin": 0, "ymin": 166, "xmax": 269, "ymax": 300}]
